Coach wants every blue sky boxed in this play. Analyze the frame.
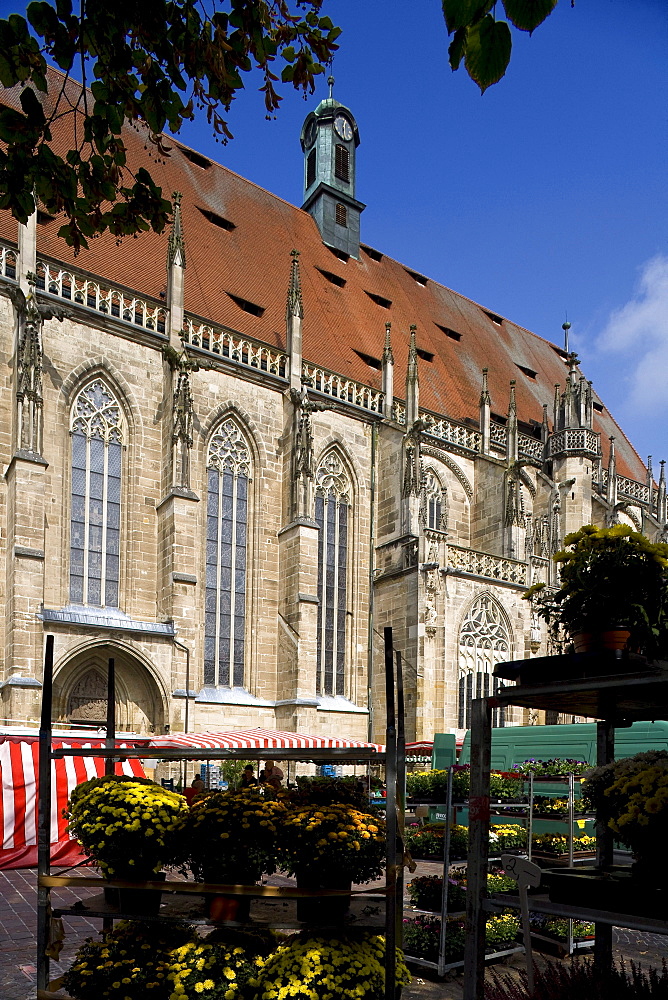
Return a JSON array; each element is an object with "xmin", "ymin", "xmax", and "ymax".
[
  {"xmin": 172, "ymin": 0, "xmax": 668, "ymax": 472},
  {"xmin": 6, "ymin": 0, "xmax": 667, "ymax": 470}
]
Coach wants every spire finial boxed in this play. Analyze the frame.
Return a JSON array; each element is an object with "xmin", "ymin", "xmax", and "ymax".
[
  {"xmin": 407, "ymin": 324, "xmax": 418, "ymax": 379},
  {"xmin": 383, "ymin": 322, "xmax": 394, "ymax": 364},
  {"xmin": 479, "ymin": 367, "xmax": 491, "ymax": 407},
  {"xmin": 508, "ymin": 379, "xmax": 517, "ymax": 413},
  {"xmin": 562, "ymin": 319, "xmax": 571, "ymax": 353},
  {"xmin": 286, "ymin": 248, "xmax": 303, "ymax": 321},
  {"xmin": 167, "ymin": 191, "xmax": 186, "ymax": 268},
  {"xmin": 328, "ymin": 75, "xmax": 335, "ymax": 99}
]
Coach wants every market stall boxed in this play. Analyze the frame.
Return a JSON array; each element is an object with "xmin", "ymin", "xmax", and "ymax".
[{"xmin": 0, "ymin": 731, "xmax": 147, "ymax": 869}]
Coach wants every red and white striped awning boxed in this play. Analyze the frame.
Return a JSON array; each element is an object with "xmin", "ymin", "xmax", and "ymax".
[
  {"xmin": 149, "ymin": 727, "xmax": 384, "ymax": 752},
  {"xmin": 0, "ymin": 734, "xmax": 147, "ymax": 870}
]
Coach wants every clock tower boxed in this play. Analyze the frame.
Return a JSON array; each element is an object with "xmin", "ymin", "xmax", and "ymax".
[{"xmin": 300, "ymin": 78, "xmax": 365, "ymax": 259}]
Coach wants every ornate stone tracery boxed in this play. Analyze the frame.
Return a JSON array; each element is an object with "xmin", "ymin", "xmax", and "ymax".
[
  {"xmin": 315, "ymin": 448, "xmax": 351, "ymax": 503},
  {"xmin": 71, "ymin": 379, "xmax": 124, "ymax": 443},
  {"xmin": 458, "ymin": 593, "xmax": 511, "ymax": 728},
  {"xmin": 207, "ymin": 418, "xmax": 252, "ymax": 477}
]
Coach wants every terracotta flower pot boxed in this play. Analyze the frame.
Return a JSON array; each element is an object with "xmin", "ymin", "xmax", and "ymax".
[
  {"xmin": 206, "ymin": 893, "xmax": 252, "ymax": 922},
  {"xmin": 571, "ymin": 628, "xmax": 631, "ymax": 654}
]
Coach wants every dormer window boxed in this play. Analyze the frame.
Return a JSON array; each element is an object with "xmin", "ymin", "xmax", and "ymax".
[{"xmin": 335, "ymin": 144, "xmax": 349, "ymax": 182}]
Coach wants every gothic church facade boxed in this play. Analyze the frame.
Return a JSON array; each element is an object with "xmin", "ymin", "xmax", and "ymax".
[{"xmin": 1, "ymin": 74, "xmax": 664, "ymax": 743}]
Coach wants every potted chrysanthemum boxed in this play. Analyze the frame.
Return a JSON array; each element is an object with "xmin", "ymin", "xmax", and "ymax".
[
  {"xmin": 250, "ymin": 932, "xmax": 410, "ymax": 1000},
  {"xmin": 64, "ymin": 775, "xmax": 189, "ymax": 913},
  {"xmin": 524, "ymin": 523, "xmax": 668, "ymax": 659},
  {"xmin": 187, "ymin": 787, "xmax": 287, "ymax": 920},
  {"xmin": 583, "ymin": 750, "xmax": 668, "ymax": 884},
  {"xmin": 278, "ymin": 802, "xmax": 386, "ymax": 922}
]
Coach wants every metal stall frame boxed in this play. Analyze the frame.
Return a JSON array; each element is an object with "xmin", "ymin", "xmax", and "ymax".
[
  {"xmin": 36, "ymin": 629, "xmax": 405, "ymax": 1000},
  {"xmin": 462, "ymin": 651, "xmax": 668, "ymax": 1000}
]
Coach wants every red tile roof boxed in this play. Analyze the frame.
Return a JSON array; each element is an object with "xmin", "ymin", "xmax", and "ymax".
[{"xmin": 0, "ymin": 70, "xmax": 648, "ymax": 483}]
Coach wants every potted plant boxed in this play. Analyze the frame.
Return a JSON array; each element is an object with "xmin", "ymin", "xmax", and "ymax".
[
  {"xmin": 523, "ymin": 523, "xmax": 668, "ymax": 658},
  {"xmin": 187, "ymin": 787, "xmax": 287, "ymax": 920},
  {"xmin": 251, "ymin": 932, "xmax": 410, "ymax": 1000},
  {"xmin": 278, "ymin": 802, "xmax": 386, "ymax": 922},
  {"xmin": 62, "ymin": 918, "xmax": 271, "ymax": 1000},
  {"xmin": 64, "ymin": 775, "xmax": 189, "ymax": 912},
  {"xmin": 583, "ymin": 750, "xmax": 668, "ymax": 885}
]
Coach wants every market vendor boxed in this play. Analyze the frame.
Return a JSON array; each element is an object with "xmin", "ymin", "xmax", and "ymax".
[{"xmin": 259, "ymin": 760, "xmax": 284, "ymax": 789}]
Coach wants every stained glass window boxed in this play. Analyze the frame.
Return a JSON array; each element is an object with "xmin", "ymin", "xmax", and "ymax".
[
  {"xmin": 315, "ymin": 450, "xmax": 351, "ymax": 696},
  {"xmin": 205, "ymin": 418, "xmax": 251, "ymax": 687},
  {"xmin": 69, "ymin": 379, "xmax": 123, "ymax": 607},
  {"xmin": 458, "ymin": 594, "xmax": 511, "ymax": 729}
]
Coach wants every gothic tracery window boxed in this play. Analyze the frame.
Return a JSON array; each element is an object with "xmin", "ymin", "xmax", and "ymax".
[
  {"xmin": 458, "ymin": 594, "xmax": 511, "ymax": 729},
  {"xmin": 315, "ymin": 450, "xmax": 351, "ymax": 697},
  {"xmin": 422, "ymin": 470, "xmax": 447, "ymax": 531},
  {"xmin": 69, "ymin": 379, "xmax": 123, "ymax": 607},
  {"xmin": 205, "ymin": 418, "xmax": 251, "ymax": 688}
]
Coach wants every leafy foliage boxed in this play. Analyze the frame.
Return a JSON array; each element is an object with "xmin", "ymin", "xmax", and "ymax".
[
  {"xmin": 289, "ymin": 774, "xmax": 369, "ymax": 809},
  {"xmin": 523, "ymin": 524, "xmax": 668, "ymax": 657},
  {"xmin": 251, "ymin": 932, "xmax": 411, "ymax": 1000},
  {"xmin": 486, "ymin": 957, "xmax": 668, "ymax": 999},
  {"xmin": 442, "ymin": 0, "xmax": 558, "ymax": 92},
  {"xmin": 187, "ymin": 786, "xmax": 287, "ymax": 883},
  {"xmin": 0, "ymin": 1, "xmax": 340, "ymax": 250},
  {"xmin": 64, "ymin": 775, "xmax": 189, "ymax": 879},
  {"xmin": 62, "ymin": 919, "xmax": 270, "ymax": 1000}
]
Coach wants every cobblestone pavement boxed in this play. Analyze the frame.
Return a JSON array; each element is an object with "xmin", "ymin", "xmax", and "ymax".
[{"xmin": 1, "ymin": 862, "xmax": 666, "ymax": 1000}]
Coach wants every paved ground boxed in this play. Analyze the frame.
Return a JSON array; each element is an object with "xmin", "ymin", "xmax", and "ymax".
[{"xmin": 1, "ymin": 861, "xmax": 666, "ymax": 1000}]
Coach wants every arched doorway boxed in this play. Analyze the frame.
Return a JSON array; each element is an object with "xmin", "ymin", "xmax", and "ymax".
[{"xmin": 54, "ymin": 643, "xmax": 166, "ymax": 734}]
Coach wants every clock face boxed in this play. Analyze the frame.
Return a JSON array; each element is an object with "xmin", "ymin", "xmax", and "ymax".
[
  {"xmin": 334, "ymin": 115, "xmax": 353, "ymax": 141},
  {"xmin": 305, "ymin": 119, "xmax": 317, "ymax": 148}
]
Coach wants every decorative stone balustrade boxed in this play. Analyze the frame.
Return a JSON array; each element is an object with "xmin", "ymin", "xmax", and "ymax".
[
  {"xmin": 616, "ymin": 474, "xmax": 652, "ymax": 505},
  {"xmin": 36, "ymin": 259, "xmax": 167, "ymax": 333},
  {"xmin": 302, "ymin": 361, "xmax": 384, "ymax": 413},
  {"xmin": 489, "ymin": 421, "xmax": 507, "ymax": 450},
  {"xmin": 421, "ymin": 411, "xmax": 481, "ymax": 452},
  {"xmin": 183, "ymin": 316, "xmax": 287, "ymax": 377},
  {"xmin": 518, "ymin": 432, "xmax": 544, "ymax": 461},
  {"xmin": 548, "ymin": 427, "xmax": 600, "ymax": 458},
  {"xmin": 446, "ymin": 544, "xmax": 528, "ymax": 586}
]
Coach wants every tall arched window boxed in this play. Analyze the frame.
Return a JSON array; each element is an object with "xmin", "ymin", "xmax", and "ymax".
[
  {"xmin": 458, "ymin": 594, "xmax": 511, "ymax": 729},
  {"xmin": 69, "ymin": 379, "xmax": 123, "ymax": 607},
  {"xmin": 422, "ymin": 470, "xmax": 447, "ymax": 531},
  {"xmin": 314, "ymin": 450, "xmax": 351, "ymax": 697},
  {"xmin": 205, "ymin": 418, "xmax": 252, "ymax": 688}
]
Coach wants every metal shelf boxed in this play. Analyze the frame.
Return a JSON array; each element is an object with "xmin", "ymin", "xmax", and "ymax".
[{"xmin": 463, "ymin": 654, "xmax": 668, "ymax": 1000}]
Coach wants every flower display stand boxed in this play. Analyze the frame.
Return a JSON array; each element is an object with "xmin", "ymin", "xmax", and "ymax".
[
  {"xmin": 462, "ymin": 652, "xmax": 668, "ymax": 1000},
  {"xmin": 35, "ymin": 628, "xmax": 407, "ymax": 1000}
]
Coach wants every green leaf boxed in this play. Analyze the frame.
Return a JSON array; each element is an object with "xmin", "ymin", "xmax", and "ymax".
[
  {"xmin": 502, "ymin": 0, "xmax": 557, "ymax": 33},
  {"xmin": 464, "ymin": 15, "xmax": 512, "ymax": 92},
  {"xmin": 448, "ymin": 27, "xmax": 468, "ymax": 70},
  {"xmin": 442, "ymin": 0, "xmax": 492, "ymax": 34}
]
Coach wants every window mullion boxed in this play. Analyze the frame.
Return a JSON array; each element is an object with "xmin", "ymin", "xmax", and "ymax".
[
  {"xmin": 332, "ymin": 499, "xmax": 340, "ymax": 695},
  {"xmin": 82, "ymin": 435, "xmax": 91, "ymax": 605},
  {"xmin": 230, "ymin": 472, "xmax": 237, "ymax": 689},
  {"xmin": 100, "ymin": 436, "xmax": 108, "ymax": 606},
  {"xmin": 216, "ymin": 472, "xmax": 223, "ymax": 686}
]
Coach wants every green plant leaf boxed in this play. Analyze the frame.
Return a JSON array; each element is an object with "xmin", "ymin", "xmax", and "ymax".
[
  {"xmin": 502, "ymin": 0, "xmax": 557, "ymax": 33},
  {"xmin": 442, "ymin": 0, "xmax": 492, "ymax": 34},
  {"xmin": 464, "ymin": 14, "xmax": 512, "ymax": 92}
]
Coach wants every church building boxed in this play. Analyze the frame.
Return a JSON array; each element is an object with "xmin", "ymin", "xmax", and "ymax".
[{"xmin": 0, "ymin": 72, "xmax": 664, "ymax": 744}]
